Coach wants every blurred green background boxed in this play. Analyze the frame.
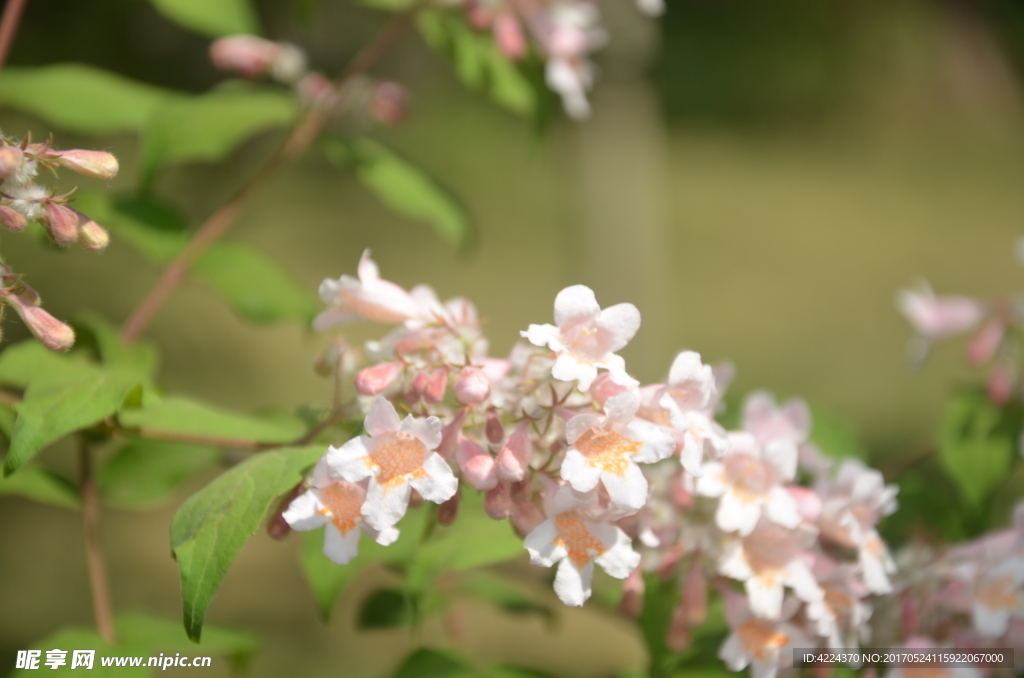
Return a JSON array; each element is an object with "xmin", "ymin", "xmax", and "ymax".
[{"xmin": 4, "ymin": 0, "xmax": 1024, "ymax": 675}]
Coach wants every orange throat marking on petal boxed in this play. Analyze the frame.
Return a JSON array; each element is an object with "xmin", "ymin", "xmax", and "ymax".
[
  {"xmin": 555, "ymin": 512, "xmax": 606, "ymax": 567},
  {"xmin": 977, "ymin": 572, "xmax": 1019, "ymax": 611},
  {"xmin": 738, "ymin": 619, "xmax": 788, "ymax": 661},
  {"xmin": 369, "ymin": 433, "xmax": 429, "ymax": 492},
  {"xmin": 574, "ymin": 427, "xmax": 640, "ymax": 477},
  {"xmin": 318, "ymin": 483, "xmax": 363, "ymax": 535}
]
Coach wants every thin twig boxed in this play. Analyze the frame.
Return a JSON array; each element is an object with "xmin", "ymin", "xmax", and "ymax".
[
  {"xmin": 120, "ymin": 6, "xmax": 420, "ymax": 344},
  {"xmin": 0, "ymin": 0, "xmax": 28, "ymax": 74},
  {"xmin": 80, "ymin": 440, "xmax": 117, "ymax": 645}
]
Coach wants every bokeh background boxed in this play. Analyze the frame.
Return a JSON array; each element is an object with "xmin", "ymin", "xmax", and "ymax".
[{"xmin": 3, "ymin": 0, "xmax": 1024, "ymax": 675}]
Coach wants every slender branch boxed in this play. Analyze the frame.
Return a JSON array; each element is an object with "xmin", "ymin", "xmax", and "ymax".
[
  {"xmin": 120, "ymin": 7, "xmax": 420, "ymax": 344},
  {"xmin": 0, "ymin": 0, "xmax": 28, "ymax": 74},
  {"xmin": 80, "ymin": 440, "xmax": 117, "ymax": 645}
]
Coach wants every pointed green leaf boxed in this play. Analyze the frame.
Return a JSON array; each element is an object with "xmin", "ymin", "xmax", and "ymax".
[
  {"xmin": 118, "ymin": 396, "xmax": 305, "ymax": 445},
  {"xmin": 0, "ymin": 340, "xmax": 93, "ymax": 388},
  {"xmin": 74, "ymin": 313, "xmax": 159, "ymax": 379},
  {"xmin": 170, "ymin": 445, "xmax": 323, "ymax": 641},
  {"xmin": 325, "ymin": 137, "xmax": 473, "ymax": 246},
  {"xmin": 149, "ymin": 0, "xmax": 260, "ymax": 37},
  {"xmin": 99, "ymin": 441, "xmax": 220, "ymax": 508},
  {"xmin": 358, "ymin": 589, "xmax": 414, "ymax": 629},
  {"xmin": 390, "ymin": 649, "xmax": 482, "ymax": 678},
  {"xmin": 0, "ymin": 464, "xmax": 79, "ymax": 509},
  {"xmin": 115, "ymin": 612, "xmax": 257, "ymax": 660},
  {"xmin": 810, "ymin": 406, "xmax": 869, "ymax": 461},
  {"xmin": 0, "ymin": 64, "xmax": 177, "ymax": 134},
  {"xmin": 939, "ymin": 390, "xmax": 1021, "ymax": 507}
]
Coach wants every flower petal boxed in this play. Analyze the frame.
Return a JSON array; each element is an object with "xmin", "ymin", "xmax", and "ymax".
[
  {"xmin": 409, "ymin": 453, "xmax": 458, "ymax": 503},
  {"xmin": 554, "ymin": 558, "xmax": 595, "ymax": 606},
  {"xmin": 326, "ymin": 437, "xmax": 374, "ymax": 482},
  {"xmin": 597, "ymin": 303, "xmax": 641, "ymax": 354},
  {"xmin": 554, "ymin": 285, "xmax": 601, "ymax": 327},
  {"xmin": 400, "ymin": 413, "xmax": 443, "ymax": 451},
  {"xmin": 323, "ymin": 523, "xmax": 361, "ymax": 565},
  {"xmin": 522, "ymin": 323, "xmax": 560, "ymax": 348},
  {"xmin": 552, "ymin": 353, "xmax": 599, "ymax": 391},
  {"xmin": 365, "ymin": 397, "xmax": 401, "ymax": 438},
  {"xmin": 565, "ymin": 413, "xmax": 602, "ymax": 445},
  {"xmin": 361, "ymin": 478, "xmax": 412, "ymax": 531},
  {"xmin": 604, "ymin": 391, "xmax": 640, "ymax": 425},
  {"xmin": 601, "ymin": 462, "xmax": 649, "ymax": 511},
  {"xmin": 561, "ymin": 447, "xmax": 603, "ymax": 493},
  {"xmin": 365, "ymin": 523, "xmax": 401, "ymax": 547},
  {"xmin": 717, "ymin": 491, "xmax": 763, "ymax": 536},
  {"xmin": 718, "ymin": 632, "xmax": 750, "ymax": 671},
  {"xmin": 524, "ymin": 518, "xmax": 566, "ymax": 567},
  {"xmin": 283, "ymin": 489, "xmax": 329, "ymax": 531},
  {"xmin": 594, "ymin": 525, "xmax": 641, "ymax": 579},
  {"xmin": 746, "ymin": 574, "xmax": 784, "ymax": 619},
  {"xmin": 628, "ymin": 420, "xmax": 676, "ymax": 464}
]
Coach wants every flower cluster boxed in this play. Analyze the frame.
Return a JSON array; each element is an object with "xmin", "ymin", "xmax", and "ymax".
[
  {"xmin": 0, "ymin": 133, "xmax": 118, "ymax": 351},
  {"xmin": 286, "ymin": 251, "xmax": 910, "ymax": 678}
]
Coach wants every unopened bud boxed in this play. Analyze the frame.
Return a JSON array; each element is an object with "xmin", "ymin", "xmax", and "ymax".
[
  {"xmin": 210, "ymin": 35, "xmax": 281, "ymax": 78},
  {"xmin": 666, "ymin": 604, "xmax": 692, "ymax": 653},
  {"xmin": 424, "ymin": 368, "xmax": 448, "ymax": 403},
  {"xmin": 437, "ymin": 408, "xmax": 467, "ymax": 461},
  {"xmin": 51, "ymin": 150, "xmax": 119, "ymax": 180},
  {"xmin": 269, "ymin": 44, "xmax": 308, "ymax": 85},
  {"xmin": 43, "ymin": 202, "xmax": 78, "ymax": 244},
  {"xmin": 968, "ymin": 318, "xmax": 1006, "ymax": 366},
  {"xmin": 77, "ymin": 216, "xmax": 109, "ymax": 252},
  {"xmin": 437, "ymin": 486, "xmax": 461, "ymax": 526},
  {"xmin": 681, "ymin": 559, "xmax": 707, "ymax": 626},
  {"xmin": 590, "ymin": 372, "xmax": 631, "ymax": 407},
  {"xmin": 496, "ymin": 421, "xmax": 532, "ymax": 483},
  {"xmin": 0, "ymin": 144, "xmax": 23, "ymax": 178},
  {"xmin": 619, "ymin": 568, "xmax": 645, "ymax": 619},
  {"xmin": 485, "ymin": 410, "xmax": 504, "ymax": 444},
  {"xmin": 455, "ymin": 367, "xmax": 490, "ymax": 404},
  {"xmin": 493, "ymin": 13, "xmax": 527, "ymax": 60},
  {"xmin": 484, "ymin": 483, "xmax": 511, "ymax": 520},
  {"xmin": 466, "ymin": 1, "xmax": 494, "ymax": 29},
  {"xmin": 456, "ymin": 437, "xmax": 497, "ymax": 490},
  {"xmin": 298, "ymin": 72, "xmax": 335, "ymax": 109},
  {"xmin": 657, "ymin": 544, "xmax": 685, "ymax": 580},
  {"xmin": 409, "ymin": 369, "xmax": 430, "ymax": 402},
  {"xmin": 0, "ymin": 205, "xmax": 25, "ymax": 232},
  {"xmin": 370, "ymin": 81, "xmax": 408, "ymax": 126},
  {"xmin": 267, "ymin": 482, "xmax": 305, "ymax": 540},
  {"xmin": 355, "ymin": 361, "xmax": 402, "ymax": 396},
  {"xmin": 988, "ymin": 361, "xmax": 1015, "ymax": 405},
  {"xmin": 5, "ymin": 295, "xmax": 74, "ymax": 351},
  {"xmin": 510, "ymin": 496, "xmax": 544, "ymax": 537}
]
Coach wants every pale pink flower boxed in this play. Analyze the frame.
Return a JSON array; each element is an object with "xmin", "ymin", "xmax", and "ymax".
[
  {"xmin": 523, "ymin": 484, "xmax": 640, "ymax": 606},
  {"xmin": 522, "ymin": 284, "xmax": 641, "ymax": 391},
  {"xmin": 561, "ymin": 392, "xmax": 675, "ymax": 510},
  {"xmin": 314, "ymin": 250, "xmax": 426, "ymax": 329},
  {"xmin": 805, "ymin": 559, "xmax": 873, "ymax": 652},
  {"xmin": 719, "ymin": 518, "xmax": 823, "ymax": 619},
  {"xmin": 283, "ymin": 458, "xmax": 398, "ymax": 564},
  {"xmin": 718, "ymin": 588, "xmax": 810, "ymax": 678},
  {"xmin": 658, "ymin": 351, "xmax": 730, "ymax": 473},
  {"xmin": 897, "ymin": 285, "xmax": 985, "ymax": 341},
  {"xmin": 326, "ymin": 397, "xmax": 457, "ymax": 531},
  {"xmin": 970, "ymin": 558, "xmax": 1024, "ymax": 638},
  {"xmin": 696, "ymin": 432, "xmax": 801, "ymax": 536}
]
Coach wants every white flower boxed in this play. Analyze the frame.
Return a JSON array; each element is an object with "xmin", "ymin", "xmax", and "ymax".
[
  {"xmin": 523, "ymin": 484, "xmax": 640, "ymax": 607},
  {"xmin": 282, "ymin": 458, "xmax": 398, "ymax": 565},
  {"xmin": 522, "ymin": 284, "xmax": 641, "ymax": 391},
  {"xmin": 718, "ymin": 589, "xmax": 810, "ymax": 678},
  {"xmin": 314, "ymin": 249, "xmax": 427, "ymax": 329},
  {"xmin": 658, "ymin": 351, "xmax": 730, "ymax": 474},
  {"xmin": 719, "ymin": 518, "xmax": 823, "ymax": 619},
  {"xmin": 696, "ymin": 432, "xmax": 800, "ymax": 536},
  {"xmin": 326, "ymin": 397, "xmax": 458, "ymax": 531},
  {"xmin": 805, "ymin": 560, "xmax": 873, "ymax": 652},
  {"xmin": 970, "ymin": 557, "xmax": 1024, "ymax": 638},
  {"xmin": 896, "ymin": 283, "xmax": 985, "ymax": 342}
]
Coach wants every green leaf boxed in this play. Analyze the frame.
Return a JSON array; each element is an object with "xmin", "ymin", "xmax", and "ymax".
[
  {"xmin": 880, "ymin": 459, "xmax": 969, "ymax": 544},
  {"xmin": 149, "ymin": 0, "xmax": 260, "ymax": 37},
  {"xmin": 118, "ymin": 396, "xmax": 305, "ymax": 446},
  {"xmin": 171, "ymin": 445, "xmax": 323, "ymax": 641},
  {"xmin": 99, "ymin": 440, "xmax": 220, "ymax": 508},
  {"xmin": 939, "ymin": 390, "xmax": 1021, "ymax": 507},
  {"xmin": 0, "ymin": 463, "xmax": 79, "ymax": 509},
  {"xmin": 358, "ymin": 588, "xmax": 414, "ymax": 629},
  {"xmin": 810, "ymin": 406, "xmax": 869, "ymax": 461},
  {"xmin": 193, "ymin": 242, "xmax": 319, "ymax": 324},
  {"xmin": 459, "ymin": 571, "xmax": 552, "ymax": 621},
  {"xmin": 0, "ymin": 64, "xmax": 177, "ymax": 134},
  {"xmin": 0, "ymin": 340, "xmax": 93, "ymax": 389},
  {"xmin": 638, "ymin": 573, "xmax": 683, "ymax": 678},
  {"xmin": 325, "ymin": 137, "xmax": 474, "ymax": 247},
  {"xmin": 5, "ymin": 367, "xmax": 140, "ymax": 476},
  {"xmin": 74, "ymin": 192, "xmax": 190, "ymax": 263},
  {"xmin": 115, "ymin": 611, "xmax": 257, "ymax": 662},
  {"xmin": 74, "ymin": 313, "xmax": 159, "ymax": 379},
  {"xmin": 390, "ymin": 649, "xmax": 482, "ymax": 678},
  {"xmin": 416, "ymin": 11, "xmax": 536, "ymax": 116},
  {"xmin": 140, "ymin": 86, "xmax": 296, "ymax": 183},
  {"xmin": 299, "ymin": 505, "xmax": 429, "ymax": 620}
]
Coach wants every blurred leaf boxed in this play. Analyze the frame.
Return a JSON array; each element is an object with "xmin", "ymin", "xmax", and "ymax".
[
  {"xmin": 359, "ymin": 588, "xmax": 413, "ymax": 629},
  {"xmin": 99, "ymin": 440, "xmax": 220, "ymax": 508},
  {"xmin": 299, "ymin": 505, "xmax": 429, "ymax": 620},
  {"xmin": 0, "ymin": 464, "xmax": 79, "ymax": 509},
  {"xmin": 881, "ymin": 458, "xmax": 969, "ymax": 543},
  {"xmin": 810, "ymin": 406, "xmax": 869, "ymax": 461},
  {"xmin": 170, "ymin": 445, "xmax": 323, "ymax": 641},
  {"xmin": 416, "ymin": 10, "xmax": 536, "ymax": 116},
  {"xmin": 4, "ymin": 367, "xmax": 140, "ymax": 476},
  {"xmin": 639, "ymin": 573, "xmax": 683, "ymax": 678},
  {"xmin": 149, "ymin": 0, "xmax": 260, "ymax": 37},
  {"xmin": 939, "ymin": 390, "xmax": 1021, "ymax": 507},
  {"xmin": 459, "ymin": 571, "xmax": 551, "ymax": 621},
  {"xmin": 0, "ymin": 340, "xmax": 93, "ymax": 388},
  {"xmin": 407, "ymin": 491, "xmax": 523, "ymax": 591},
  {"xmin": 390, "ymin": 649, "xmax": 482, "ymax": 678},
  {"xmin": 140, "ymin": 86, "xmax": 296, "ymax": 183},
  {"xmin": 0, "ymin": 64, "xmax": 176, "ymax": 134},
  {"xmin": 325, "ymin": 136, "xmax": 473, "ymax": 247},
  {"xmin": 74, "ymin": 312, "xmax": 159, "ymax": 379},
  {"xmin": 193, "ymin": 242, "xmax": 319, "ymax": 324},
  {"xmin": 489, "ymin": 668, "xmax": 558, "ymax": 678},
  {"xmin": 118, "ymin": 396, "xmax": 305, "ymax": 445},
  {"xmin": 361, "ymin": 0, "xmax": 416, "ymax": 9},
  {"xmin": 0, "ymin": 406, "xmax": 16, "ymax": 439}
]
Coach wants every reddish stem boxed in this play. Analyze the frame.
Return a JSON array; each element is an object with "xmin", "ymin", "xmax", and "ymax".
[{"xmin": 0, "ymin": 0, "xmax": 27, "ymax": 73}]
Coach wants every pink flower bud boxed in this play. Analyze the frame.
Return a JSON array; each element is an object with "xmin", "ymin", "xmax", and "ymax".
[
  {"xmin": 43, "ymin": 202, "xmax": 79, "ymax": 244},
  {"xmin": 0, "ymin": 145, "xmax": 23, "ymax": 178},
  {"xmin": 456, "ymin": 437, "xmax": 497, "ymax": 490},
  {"xmin": 297, "ymin": 72, "xmax": 335, "ymax": 108},
  {"xmin": 988, "ymin": 360, "xmax": 1015, "ymax": 405},
  {"xmin": 466, "ymin": 0, "xmax": 494, "ymax": 29},
  {"xmin": 657, "ymin": 544, "xmax": 684, "ymax": 580},
  {"xmin": 0, "ymin": 205, "xmax": 25, "ymax": 232},
  {"xmin": 209, "ymin": 35, "xmax": 281, "ymax": 78},
  {"xmin": 485, "ymin": 410, "xmax": 504, "ymax": 444},
  {"xmin": 51, "ymin": 150, "xmax": 119, "ymax": 180},
  {"xmin": 437, "ymin": 408, "xmax": 467, "ymax": 461},
  {"xmin": 370, "ymin": 81, "xmax": 408, "ymax": 126},
  {"xmin": 510, "ymin": 496, "xmax": 544, "ymax": 537},
  {"xmin": 496, "ymin": 421, "xmax": 532, "ymax": 483},
  {"xmin": 424, "ymin": 368, "xmax": 448, "ymax": 403},
  {"xmin": 484, "ymin": 484, "xmax": 511, "ymax": 520},
  {"xmin": 590, "ymin": 372, "xmax": 631, "ymax": 407},
  {"xmin": 619, "ymin": 568, "xmax": 645, "ymax": 618},
  {"xmin": 77, "ymin": 216, "xmax": 110, "ymax": 252},
  {"xmin": 787, "ymin": 486, "xmax": 823, "ymax": 522},
  {"xmin": 493, "ymin": 12, "xmax": 527, "ymax": 60},
  {"xmin": 666, "ymin": 604, "xmax": 691, "ymax": 653},
  {"xmin": 900, "ymin": 593, "xmax": 919, "ymax": 636},
  {"xmin": 681, "ymin": 559, "xmax": 707, "ymax": 626},
  {"xmin": 355, "ymin": 361, "xmax": 402, "ymax": 396},
  {"xmin": 967, "ymin": 318, "xmax": 1006, "ymax": 366},
  {"xmin": 5, "ymin": 295, "xmax": 74, "ymax": 351},
  {"xmin": 897, "ymin": 289, "xmax": 985, "ymax": 341},
  {"xmin": 455, "ymin": 367, "xmax": 490, "ymax": 404},
  {"xmin": 437, "ymin": 486, "xmax": 461, "ymax": 526}
]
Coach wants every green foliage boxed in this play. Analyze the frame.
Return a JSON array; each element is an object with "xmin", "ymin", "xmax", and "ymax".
[
  {"xmin": 459, "ymin": 571, "xmax": 552, "ymax": 621},
  {"xmin": 74, "ymin": 313, "xmax": 159, "ymax": 379},
  {"xmin": 140, "ymin": 86, "xmax": 297, "ymax": 184},
  {"xmin": 11, "ymin": 612, "xmax": 256, "ymax": 677},
  {"xmin": 0, "ymin": 64, "xmax": 177, "ymax": 134},
  {"xmin": 118, "ymin": 396, "xmax": 305, "ymax": 445},
  {"xmin": 416, "ymin": 10, "xmax": 537, "ymax": 117},
  {"xmin": 639, "ymin": 573, "xmax": 683, "ymax": 678},
  {"xmin": 939, "ymin": 390, "xmax": 1021, "ymax": 508},
  {"xmin": 149, "ymin": 0, "xmax": 260, "ymax": 37},
  {"xmin": 0, "ymin": 464, "xmax": 80, "ymax": 509},
  {"xmin": 390, "ymin": 649, "xmax": 481, "ymax": 678},
  {"xmin": 882, "ymin": 458, "xmax": 969, "ymax": 543},
  {"xmin": 359, "ymin": 588, "xmax": 414, "ymax": 628},
  {"xmin": 0, "ymin": 340, "xmax": 92, "ymax": 388},
  {"xmin": 325, "ymin": 137, "xmax": 474, "ymax": 247},
  {"xmin": 170, "ymin": 445, "xmax": 323, "ymax": 641},
  {"xmin": 98, "ymin": 440, "xmax": 220, "ymax": 508},
  {"xmin": 810, "ymin": 406, "xmax": 869, "ymax": 461}
]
